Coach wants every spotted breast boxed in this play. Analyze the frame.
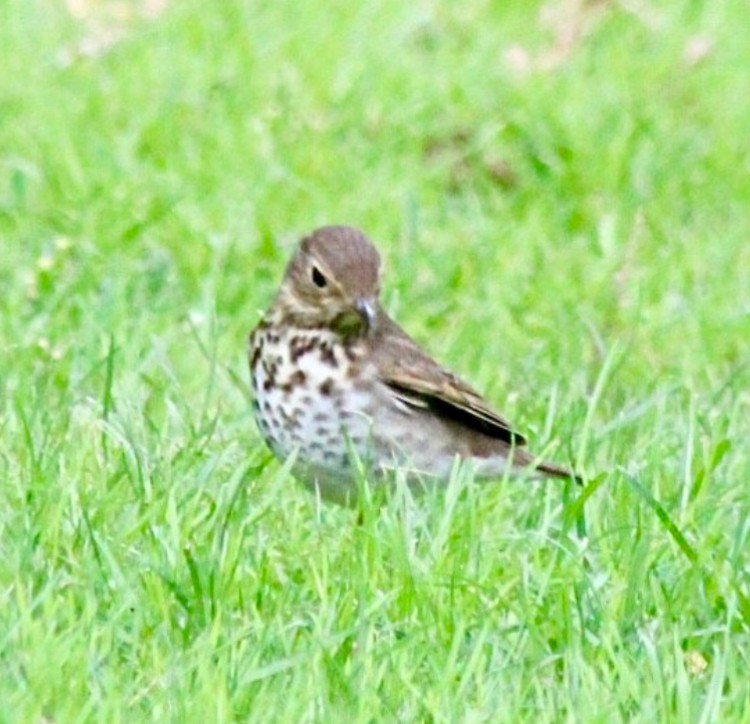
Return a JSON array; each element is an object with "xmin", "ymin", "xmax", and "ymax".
[{"xmin": 249, "ymin": 322, "xmax": 379, "ymax": 486}]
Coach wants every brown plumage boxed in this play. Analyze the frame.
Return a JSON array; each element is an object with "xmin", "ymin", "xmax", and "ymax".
[{"xmin": 249, "ymin": 225, "xmax": 579, "ymax": 503}]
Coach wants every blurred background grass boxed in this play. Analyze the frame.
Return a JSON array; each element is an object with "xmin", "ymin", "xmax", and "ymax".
[{"xmin": 1, "ymin": 0, "xmax": 749, "ymax": 720}]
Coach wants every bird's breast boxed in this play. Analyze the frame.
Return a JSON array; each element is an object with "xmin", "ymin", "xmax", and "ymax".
[{"xmin": 249, "ymin": 324, "xmax": 375, "ymax": 472}]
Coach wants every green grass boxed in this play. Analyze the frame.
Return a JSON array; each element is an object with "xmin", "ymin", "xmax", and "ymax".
[{"xmin": 2, "ymin": 0, "xmax": 749, "ymax": 720}]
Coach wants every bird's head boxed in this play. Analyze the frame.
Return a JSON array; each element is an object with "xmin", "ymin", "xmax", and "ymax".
[{"xmin": 273, "ymin": 226, "xmax": 383, "ymax": 337}]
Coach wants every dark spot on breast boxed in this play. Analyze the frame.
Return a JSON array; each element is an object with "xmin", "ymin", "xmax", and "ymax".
[
  {"xmin": 262, "ymin": 359, "xmax": 278, "ymax": 390},
  {"xmin": 323, "ymin": 451, "xmax": 349, "ymax": 468},
  {"xmin": 280, "ymin": 405, "xmax": 301, "ymax": 425},
  {"xmin": 318, "ymin": 342, "xmax": 338, "ymax": 368},
  {"xmin": 250, "ymin": 321, "xmax": 269, "ymax": 341},
  {"xmin": 319, "ymin": 378, "xmax": 334, "ymax": 395},
  {"xmin": 290, "ymin": 335, "xmax": 316, "ymax": 362},
  {"xmin": 280, "ymin": 369, "xmax": 307, "ymax": 394},
  {"xmin": 250, "ymin": 343, "xmax": 261, "ymax": 369}
]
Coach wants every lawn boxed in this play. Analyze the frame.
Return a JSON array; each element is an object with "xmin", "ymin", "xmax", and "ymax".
[{"xmin": 1, "ymin": 0, "xmax": 749, "ymax": 720}]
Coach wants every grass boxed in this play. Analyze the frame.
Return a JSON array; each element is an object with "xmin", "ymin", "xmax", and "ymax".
[{"xmin": 1, "ymin": 0, "xmax": 749, "ymax": 720}]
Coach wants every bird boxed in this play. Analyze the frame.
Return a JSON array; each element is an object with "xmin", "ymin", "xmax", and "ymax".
[{"xmin": 248, "ymin": 225, "xmax": 579, "ymax": 504}]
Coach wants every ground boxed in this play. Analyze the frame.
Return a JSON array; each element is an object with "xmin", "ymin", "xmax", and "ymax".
[{"xmin": 1, "ymin": 0, "xmax": 749, "ymax": 720}]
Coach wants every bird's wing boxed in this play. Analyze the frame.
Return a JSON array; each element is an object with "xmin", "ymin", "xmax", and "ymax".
[{"xmin": 372, "ymin": 316, "xmax": 527, "ymax": 446}]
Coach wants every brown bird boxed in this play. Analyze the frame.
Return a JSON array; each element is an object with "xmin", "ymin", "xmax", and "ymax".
[{"xmin": 249, "ymin": 225, "xmax": 579, "ymax": 503}]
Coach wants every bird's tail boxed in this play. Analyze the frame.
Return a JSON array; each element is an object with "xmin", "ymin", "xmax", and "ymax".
[
  {"xmin": 536, "ymin": 458, "xmax": 582, "ymax": 485},
  {"xmin": 512, "ymin": 446, "xmax": 582, "ymax": 484}
]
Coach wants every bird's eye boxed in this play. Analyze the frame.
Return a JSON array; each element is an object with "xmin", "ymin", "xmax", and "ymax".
[{"xmin": 311, "ymin": 266, "xmax": 327, "ymax": 288}]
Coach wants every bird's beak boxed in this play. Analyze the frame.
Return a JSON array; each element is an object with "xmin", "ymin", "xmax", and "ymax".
[{"xmin": 355, "ymin": 298, "xmax": 377, "ymax": 332}]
